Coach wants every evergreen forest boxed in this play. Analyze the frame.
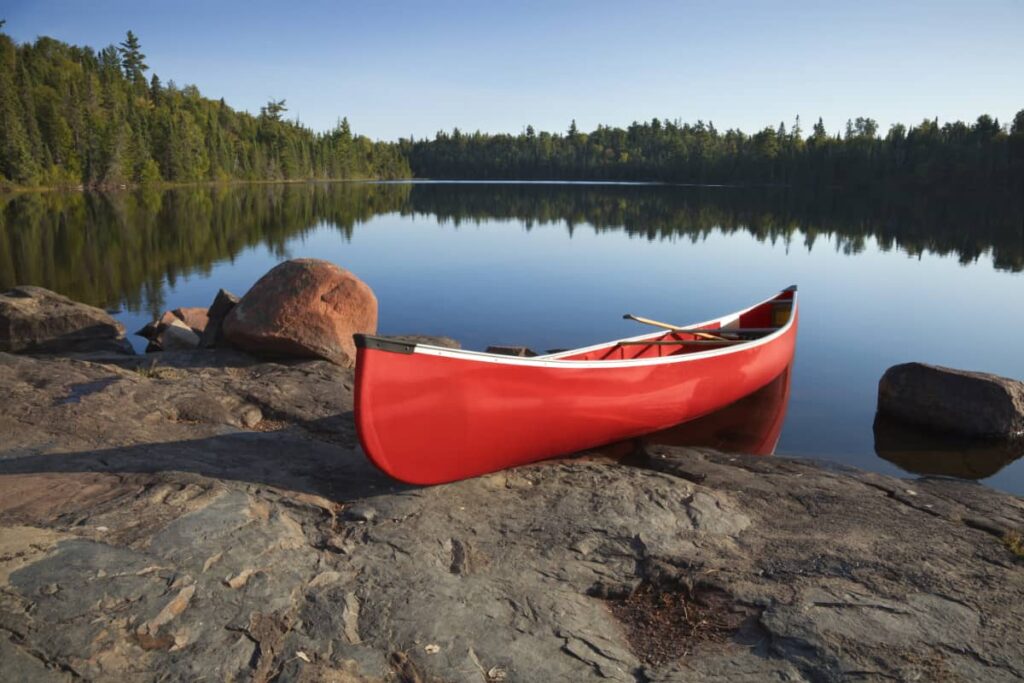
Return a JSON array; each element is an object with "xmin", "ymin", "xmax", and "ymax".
[
  {"xmin": 0, "ymin": 27, "xmax": 410, "ymax": 188},
  {"xmin": 1, "ymin": 27, "xmax": 1022, "ymax": 193}
]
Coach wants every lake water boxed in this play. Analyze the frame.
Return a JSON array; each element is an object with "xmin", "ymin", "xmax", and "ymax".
[{"xmin": 3, "ymin": 182, "xmax": 1023, "ymax": 493}]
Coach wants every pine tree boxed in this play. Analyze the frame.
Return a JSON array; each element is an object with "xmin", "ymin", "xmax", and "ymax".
[
  {"xmin": 261, "ymin": 99, "xmax": 287, "ymax": 122},
  {"xmin": 118, "ymin": 31, "xmax": 147, "ymax": 85},
  {"xmin": 811, "ymin": 118, "xmax": 827, "ymax": 141}
]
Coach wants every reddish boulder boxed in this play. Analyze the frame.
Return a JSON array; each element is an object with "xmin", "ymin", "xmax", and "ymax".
[
  {"xmin": 172, "ymin": 307, "xmax": 209, "ymax": 334},
  {"xmin": 136, "ymin": 308, "xmax": 208, "ymax": 351},
  {"xmin": 223, "ymin": 259, "xmax": 377, "ymax": 366}
]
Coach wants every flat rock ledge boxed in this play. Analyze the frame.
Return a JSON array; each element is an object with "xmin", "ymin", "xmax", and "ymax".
[{"xmin": 1, "ymin": 351, "xmax": 1022, "ymax": 682}]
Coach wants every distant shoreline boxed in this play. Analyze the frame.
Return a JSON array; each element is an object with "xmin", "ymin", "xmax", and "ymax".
[
  {"xmin": 0, "ymin": 176, "xmax": 407, "ymax": 196},
  {"xmin": 5, "ymin": 177, "xmax": 1022, "ymax": 198}
]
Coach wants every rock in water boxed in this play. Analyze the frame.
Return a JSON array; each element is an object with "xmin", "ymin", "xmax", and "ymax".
[
  {"xmin": 0, "ymin": 286, "xmax": 133, "ymax": 355},
  {"xmin": 199, "ymin": 289, "xmax": 240, "ymax": 348},
  {"xmin": 223, "ymin": 259, "xmax": 377, "ymax": 366},
  {"xmin": 171, "ymin": 307, "xmax": 209, "ymax": 334},
  {"xmin": 137, "ymin": 309, "xmax": 207, "ymax": 352},
  {"xmin": 878, "ymin": 362, "xmax": 1024, "ymax": 438},
  {"xmin": 157, "ymin": 319, "xmax": 201, "ymax": 351}
]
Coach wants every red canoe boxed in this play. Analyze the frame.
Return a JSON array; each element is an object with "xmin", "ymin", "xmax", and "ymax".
[{"xmin": 354, "ymin": 286, "xmax": 799, "ymax": 484}]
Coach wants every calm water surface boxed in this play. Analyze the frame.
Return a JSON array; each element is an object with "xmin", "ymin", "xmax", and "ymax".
[{"xmin": 3, "ymin": 182, "xmax": 1023, "ymax": 493}]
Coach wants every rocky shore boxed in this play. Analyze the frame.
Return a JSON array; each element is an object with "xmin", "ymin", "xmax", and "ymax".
[
  {"xmin": 2, "ymin": 272, "xmax": 1023, "ymax": 681},
  {"xmin": 1, "ymin": 348, "xmax": 1022, "ymax": 682}
]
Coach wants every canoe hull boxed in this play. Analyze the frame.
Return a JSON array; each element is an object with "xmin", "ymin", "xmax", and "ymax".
[
  {"xmin": 641, "ymin": 363, "xmax": 792, "ymax": 456},
  {"xmin": 354, "ymin": 292, "xmax": 798, "ymax": 485}
]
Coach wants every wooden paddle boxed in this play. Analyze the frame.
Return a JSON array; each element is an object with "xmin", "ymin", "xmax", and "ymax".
[
  {"xmin": 623, "ymin": 314, "xmax": 777, "ymax": 339},
  {"xmin": 622, "ymin": 313, "xmax": 727, "ymax": 340}
]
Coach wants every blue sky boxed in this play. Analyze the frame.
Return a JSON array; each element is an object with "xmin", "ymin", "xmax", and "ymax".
[{"xmin": 3, "ymin": 0, "xmax": 1022, "ymax": 140}]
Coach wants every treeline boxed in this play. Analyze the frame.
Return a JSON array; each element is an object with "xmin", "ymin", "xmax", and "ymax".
[
  {"xmin": 0, "ymin": 28, "xmax": 410, "ymax": 189},
  {"xmin": 2, "ymin": 28, "xmax": 1022, "ymax": 192},
  {"xmin": 403, "ymin": 114, "xmax": 1024, "ymax": 191}
]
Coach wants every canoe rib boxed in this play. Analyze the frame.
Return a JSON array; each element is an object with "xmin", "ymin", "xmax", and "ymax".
[{"xmin": 354, "ymin": 286, "xmax": 798, "ymax": 484}]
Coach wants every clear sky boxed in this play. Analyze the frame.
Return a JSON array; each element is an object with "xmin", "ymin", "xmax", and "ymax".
[{"xmin": 3, "ymin": 0, "xmax": 1022, "ymax": 140}]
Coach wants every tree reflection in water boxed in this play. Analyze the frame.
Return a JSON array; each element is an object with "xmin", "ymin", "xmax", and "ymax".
[{"xmin": 2, "ymin": 183, "xmax": 1021, "ymax": 317}]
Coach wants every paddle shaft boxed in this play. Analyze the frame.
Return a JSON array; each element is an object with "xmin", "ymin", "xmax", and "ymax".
[
  {"xmin": 618, "ymin": 339, "xmax": 751, "ymax": 346},
  {"xmin": 623, "ymin": 314, "xmax": 777, "ymax": 336},
  {"xmin": 623, "ymin": 314, "xmax": 728, "ymax": 340}
]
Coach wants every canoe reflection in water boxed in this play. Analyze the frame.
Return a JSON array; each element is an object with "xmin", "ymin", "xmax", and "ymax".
[
  {"xmin": 635, "ymin": 364, "xmax": 793, "ymax": 456},
  {"xmin": 874, "ymin": 414, "xmax": 1024, "ymax": 480}
]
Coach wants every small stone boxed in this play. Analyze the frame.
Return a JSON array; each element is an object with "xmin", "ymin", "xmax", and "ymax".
[
  {"xmin": 202, "ymin": 553, "xmax": 223, "ymax": 572},
  {"xmin": 296, "ymin": 651, "xmax": 311, "ymax": 663},
  {"xmin": 307, "ymin": 571, "xmax": 344, "ymax": 588},
  {"xmin": 171, "ymin": 307, "xmax": 209, "ymax": 334},
  {"xmin": 342, "ymin": 505, "xmax": 377, "ymax": 523},
  {"xmin": 224, "ymin": 569, "xmax": 257, "ymax": 589},
  {"xmin": 325, "ymin": 535, "xmax": 352, "ymax": 554},
  {"xmin": 424, "ymin": 644, "xmax": 440, "ymax": 654},
  {"xmin": 138, "ymin": 584, "xmax": 195, "ymax": 637},
  {"xmin": 157, "ymin": 320, "xmax": 200, "ymax": 351},
  {"xmin": 240, "ymin": 405, "xmax": 263, "ymax": 429},
  {"xmin": 170, "ymin": 630, "xmax": 190, "ymax": 651}
]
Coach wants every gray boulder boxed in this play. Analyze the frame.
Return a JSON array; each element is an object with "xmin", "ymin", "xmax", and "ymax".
[
  {"xmin": 156, "ymin": 319, "xmax": 200, "ymax": 351},
  {"xmin": 199, "ymin": 289, "xmax": 240, "ymax": 348},
  {"xmin": 0, "ymin": 286, "xmax": 132, "ymax": 355},
  {"xmin": 878, "ymin": 362, "xmax": 1024, "ymax": 438}
]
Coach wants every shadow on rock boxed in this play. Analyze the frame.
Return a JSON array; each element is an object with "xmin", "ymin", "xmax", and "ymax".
[{"xmin": 0, "ymin": 424, "xmax": 408, "ymax": 503}]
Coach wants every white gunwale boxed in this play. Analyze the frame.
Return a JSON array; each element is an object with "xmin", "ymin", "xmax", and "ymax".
[{"xmin": 404, "ymin": 287, "xmax": 798, "ymax": 370}]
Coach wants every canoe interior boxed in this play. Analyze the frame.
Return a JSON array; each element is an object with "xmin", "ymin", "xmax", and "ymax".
[{"xmin": 560, "ymin": 289, "xmax": 795, "ymax": 362}]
